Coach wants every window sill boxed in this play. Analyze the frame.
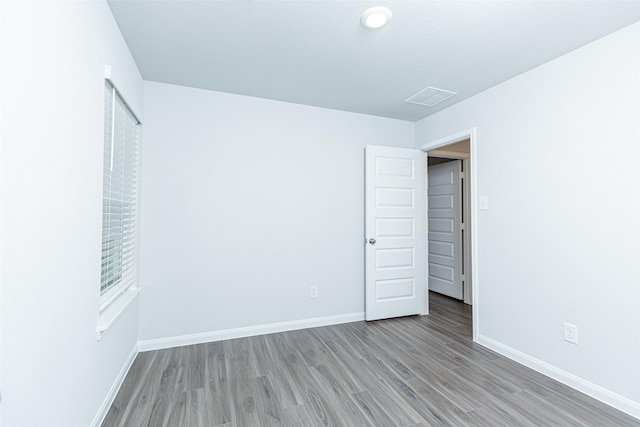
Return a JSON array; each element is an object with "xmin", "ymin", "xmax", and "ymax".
[{"xmin": 96, "ymin": 287, "xmax": 140, "ymax": 341}]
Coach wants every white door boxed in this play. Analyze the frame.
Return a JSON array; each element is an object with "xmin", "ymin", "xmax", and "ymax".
[
  {"xmin": 365, "ymin": 145, "xmax": 425, "ymax": 321},
  {"xmin": 428, "ymin": 160, "xmax": 463, "ymax": 299}
]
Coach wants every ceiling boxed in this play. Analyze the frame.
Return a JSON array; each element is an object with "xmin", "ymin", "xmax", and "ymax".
[{"xmin": 108, "ymin": 1, "xmax": 640, "ymax": 122}]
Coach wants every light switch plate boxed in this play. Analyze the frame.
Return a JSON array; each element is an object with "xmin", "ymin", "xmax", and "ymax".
[
  {"xmin": 564, "ymin": 322, "xmax": 578, "ymax": 345},
  {"xmin": 479, "ymin": 196, "xmax": 489, "ymax": 210}
]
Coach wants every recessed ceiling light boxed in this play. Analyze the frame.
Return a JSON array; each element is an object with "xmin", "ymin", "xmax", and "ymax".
[{"xmin": 361, "ymin": 7, "xmax": 392, "ymax": 30}]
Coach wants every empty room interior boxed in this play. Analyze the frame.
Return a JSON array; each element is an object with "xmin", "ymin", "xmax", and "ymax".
[{"xmin": 2, "ymin": 1, "xmax": 640, "ymax": 426}]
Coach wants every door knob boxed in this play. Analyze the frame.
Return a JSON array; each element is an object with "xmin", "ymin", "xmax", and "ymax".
[{"xmin": 369, "ymin": 238, "xmax": 376, "ymax": 245}]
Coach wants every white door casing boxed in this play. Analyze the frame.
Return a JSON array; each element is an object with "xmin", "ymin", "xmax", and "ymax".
[
  {"xmin": 428, "ymin": 160, "xmax": 463, "ymax": 300},
  {"xmin": 365, "ymin": 145, "xmax": 426, "ymax": 321}
]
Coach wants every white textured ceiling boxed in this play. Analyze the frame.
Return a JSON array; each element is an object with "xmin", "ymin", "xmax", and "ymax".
[{"xmin": 108, "ymin": 1, "xmax": 640, "ymax": 121}]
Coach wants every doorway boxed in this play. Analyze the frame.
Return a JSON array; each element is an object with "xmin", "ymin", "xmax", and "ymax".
[
  {"xmin": 418, "ymin": 129, "xmax": 478, "ymax": 341},
  {"xmin": 427, "ymin": 140, "xmax": 471, "ymax": 304}
]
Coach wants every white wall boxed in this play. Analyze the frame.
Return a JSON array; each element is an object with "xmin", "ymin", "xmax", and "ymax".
[
  {"xmin": 1, "ymin": 2, "xmax": 142, "ymax": 426},
  {"xmin": 138, "ymin": 81, "xmax": 414, "ymax": 343},
  {"xmin": 416, "ymin": 22, "xmax": 640, "ymax": 412}
]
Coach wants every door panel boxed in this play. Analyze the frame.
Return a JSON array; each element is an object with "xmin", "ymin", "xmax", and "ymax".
[
  {"xmin": 375, "ymin": 278, "xmax": 415, "ymax": 300},
  {"xmin": 376, "ymin": 218, "xmax": 414, "ymax": 238},
  {"xmin": 365, "ymin": 145, "xmax": 425, "ymax": 321},
  {"xmin": 428, "ymin": 160, "xmax": 463, "ymax": 300},
  {"xmin": 376, "ymin": 248, "xmax": 414, "ymax": 270},
  {"xmin": 376, "ymin": 188, "xmax": 414, "ymax": 207}
]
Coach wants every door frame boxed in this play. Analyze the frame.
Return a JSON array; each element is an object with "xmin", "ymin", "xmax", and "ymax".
[{"xmin": 417, "ymin": 128, "xmax": 479, "ymax": 342}]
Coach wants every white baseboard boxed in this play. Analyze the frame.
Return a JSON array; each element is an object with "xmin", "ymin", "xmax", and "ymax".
[
  {"xmin": 91, "ymin": 343, "xmax": 139, "ymax": 427},
  {"xmin": 138, "ymin": 312, "xmax": 365, "ymax": 352},
  {"xmin": 476, "ymin": 334, "xmax": 640, "ymax": 420}
]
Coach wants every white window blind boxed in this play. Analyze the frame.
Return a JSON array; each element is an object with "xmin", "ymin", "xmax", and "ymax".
[{"xmin": 100, "ymin": 80, "xmax": 140, "ymax": 308}]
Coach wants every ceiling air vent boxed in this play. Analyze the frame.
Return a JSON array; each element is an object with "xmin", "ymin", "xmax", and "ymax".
[{"xmin": 405, "ymin": 87, "xmax": 457, "ymax": 107}]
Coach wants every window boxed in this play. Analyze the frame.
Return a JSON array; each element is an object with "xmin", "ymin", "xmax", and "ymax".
[{"xmin": 100, "ymin": 80, "xmax": 140, "ymax": 310}]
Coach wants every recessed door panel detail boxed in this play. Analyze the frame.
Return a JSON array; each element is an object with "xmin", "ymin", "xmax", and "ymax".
[
  {"xmin": 429, "ymin": 170, "xmax": 454, "ymax": 186},
  {"xmin": 429, "ymin": 241, "xmax": 454, "ymax": 258},
  {"xmin": 376, "ymin": 218, "xmax": 414, "ymax": 239},
  {"xmin": 376, "ymin": 188, "xmax": 414, "ymax": 208},
  {"xmin": 375, "ymin": 278, "xmax": 415, "ymax": 301},
  {"xmin": 429, "ymin": 218, "xmax": 454, "ymax": 233},
  {"xmin": 429, "ymin": 263, "xmax": 454, "ymax": 281},
  {"xmin": 376, "ymin": 248, "xmax": 414, "ymax": 270},
  {"xmin": 375, "ymin": 156, "xmax": 414, "ymax": 178},
  {"xmin": 429, "ymin": 194, "xmax": 454, "ymax": 209}
]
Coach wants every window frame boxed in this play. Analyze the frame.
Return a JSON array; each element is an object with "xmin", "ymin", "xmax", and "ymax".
[{"xmin": 97, "ymin": 67, "xmax": 142, "ymax": 339}]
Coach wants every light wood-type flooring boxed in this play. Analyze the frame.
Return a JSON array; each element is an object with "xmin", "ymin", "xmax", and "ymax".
[{"xmin": 102, "ymin": 292, "xmax": 639, "ymax": 426}]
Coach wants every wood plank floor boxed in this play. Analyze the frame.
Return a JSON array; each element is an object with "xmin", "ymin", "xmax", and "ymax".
[{"xmin": 102, "ymin": 292, "xmax": 639, "ymax": 426}]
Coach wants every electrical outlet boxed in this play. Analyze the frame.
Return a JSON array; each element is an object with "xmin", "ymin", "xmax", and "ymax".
[
  {"xmin": 564, "ymin": 322, "xmax": 578, "ymax": 345},
  {"xmin": 310, "ymin": 285, "xmax": 318, "ymax": 299}
]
